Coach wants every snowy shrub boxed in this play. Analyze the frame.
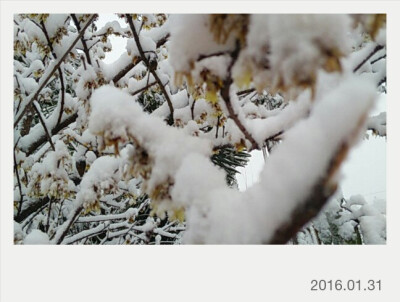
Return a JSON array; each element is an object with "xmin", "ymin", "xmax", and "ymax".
[{"xmin": 14, "ymin": 14, "xmax": 386, "ymax": 244}]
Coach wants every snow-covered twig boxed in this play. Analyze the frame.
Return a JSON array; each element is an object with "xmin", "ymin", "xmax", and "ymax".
[
  {"xmin": 22, "ymin": 113, "xmax": 78, "ymax": 156},
  {"xmin": 353, "ymin": 43, "xmax": 384, "ymax": 73},
  {"xmin": 71, "ymin": 14, "xmax": 92, "ymax": 65},
  {"xmin": 52, "ymin": 205, "xmax": 83, "ymax": 244},
  {"xmin": 63, "ymin": 223, "xmax": 108, "ymax": 244},
  {"xmin": 126, "ymin": 14, "xmax": 174, "ymax": 121}
]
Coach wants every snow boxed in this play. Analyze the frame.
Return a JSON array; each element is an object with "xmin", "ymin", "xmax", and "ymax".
[
  {"xmin": 181, "ymin": 75, "xmax": 376, "ymax": 243},
  {"xmin": 24, "ymin": 229, "xmax": 50, "ymax": 244},
  {"xmin": 168, "ymin": 14, "xmax": 236, "ymax": 74},
  {"xmin": 100, "ymin": 52, "xmax": 135, "ymax": 82},
  {"xmin": 152, "ymin": 88, "xmax": 189, "ymax": 118},
  {"xmin": 95, "ymin": 20, "xmax": 128, "ymax": 36},
  {"xmin": 13, "ymin": 13, "xmax": 386, "ymax": 245},
  {"xmin": 44, "ymin": 14, "xmax": 69, "ymax": 39},
  {"xmin": 76, "ymin": 155, "xmax": 121, "ymax": 209},
  {"xmin": 53, "ymin": 32, "xmax": 79, "ymax": 59},
  {"xmin": 20, "ymin": 18, "xmax": 47, "ymax": 45},
  {"xmin": 89, "ymin": 85, "xmax": 213, "ymax": 217},
  {"xmin": 27, "ymin": 140, "xmax": 75, "ymax": 199},
  {"xmin": 246, "ymin": 90, "xmax": 312, "ymax": 145}
]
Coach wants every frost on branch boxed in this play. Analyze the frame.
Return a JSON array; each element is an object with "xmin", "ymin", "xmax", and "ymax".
[{"xmin": 14, "ymin": 14, "xmax": 386, "ymax": 244}]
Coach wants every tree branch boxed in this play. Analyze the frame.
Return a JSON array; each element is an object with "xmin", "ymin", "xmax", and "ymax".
[
  {"xmin": 220, "ymin": 40, "xmax": 259, "ymax": 150},
  {"xmin": 71, "ymin": 14, "xmax": 92, "ymax": 65},
  {"xmin": 371, "ymin": 54, "xmax": 386, "ymax": 65},
  {"xmin": 32, "ymin": 101, "xmax": 55, "ymax": 151},
  {"xmin": 15, "ymin": 197, "xmax": 50, "ymax": 223},
  {"xmin": 112, "ymin": 60, "xmax": 139, "ymax": 83},
  {"xmin": 53, "ymin": 205, "xmax": 83, "ymax": 244},
  {"xmin": 126, "ymin": 14, "xmax": 174, "ymax": 120},
  {"xmin": 156, "ymin": 33, "xmax": 170, "ymax": 48},
  {"xmin": 268, "ymin": 114, "xmax": 367, "ymax": 244},
  {"xmin": 22, "ymin": 112, "xmax": 78, "ymax": 156},
  {"xmin": 14, "ymin": 151, "xmax": 24, "ymax": 217},
  {"xmin": 131, "ymin": 80, "xmax": 157, "ymax": 96}
]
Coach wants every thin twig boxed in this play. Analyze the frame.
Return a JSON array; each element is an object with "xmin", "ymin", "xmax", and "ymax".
[
  {"xmin": 131, "ymin": 80, "xmax": 157, "ymax": 96},
  {"xmin": 45, "ymin": 198, "xmax": 53, "ymax": 233},
  {"xmin": 377, "ymin": 76, "xmax": 386, "ymax": 87},
  {"xmin": 156, "ymin": 33, "xmax": 170, "ymax": 48},
  {"xmin": 198, "ymin": 51, "xmax": 229, "ymax": 61},
  {"xmin": 54, "ymin": 205, "xmax": 83, "ymax": 244},
  {"xmin": 14, "ymin": 151, "xmax": 24, "ymax": 217},
  {"xmin": 371, "ymin": 54, "xmax": 386, "ymax": 65},
  {"xmin": 32, "ymin": 101, "xmax": 55, "ymax": 151},
  {"xmin": 56, "ymin": 69, "xmax": 66, "ymax": 126}
]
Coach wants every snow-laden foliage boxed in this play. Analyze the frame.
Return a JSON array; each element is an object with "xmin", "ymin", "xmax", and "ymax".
[{"xmin": 14, "ymin": 14, "xmax": 386, "ymax": 244}]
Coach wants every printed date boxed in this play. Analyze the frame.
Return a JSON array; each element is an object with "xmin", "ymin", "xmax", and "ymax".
[{"xmin": 311, "ymin": 279, "xmax": 381, "ymax": 291}]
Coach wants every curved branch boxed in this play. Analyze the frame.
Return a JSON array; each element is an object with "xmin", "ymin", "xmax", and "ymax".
[
  {"xmin": 220, "ymin": 40, "xmax": 259, "ymax": 150},
  {"xmin": 71, "ymin": 14, "xmax": 92, "ymax": 65}
]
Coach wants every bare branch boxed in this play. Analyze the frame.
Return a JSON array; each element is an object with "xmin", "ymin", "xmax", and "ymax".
[
  {"xmin": 14, "ymin": 151, "xmax": 24, "ymax": 217},
  {"xmin": 353, "ymin": 44, "xmax": 384, "ymax": 73}
]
